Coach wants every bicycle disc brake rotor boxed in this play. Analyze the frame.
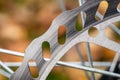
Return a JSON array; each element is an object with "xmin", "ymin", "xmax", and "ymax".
[{"xmin": 10, "ymin": 0, "xmax": 120, "ymax": 80}]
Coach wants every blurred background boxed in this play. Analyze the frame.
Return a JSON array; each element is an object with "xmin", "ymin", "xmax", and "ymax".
[{"xmin": 0, "ymin": 0, "xmax": 120, "ymax": 80}]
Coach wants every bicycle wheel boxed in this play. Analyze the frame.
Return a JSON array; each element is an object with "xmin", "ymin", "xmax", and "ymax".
[{"xmin": 0, "ymin": 0, "xmax": 120, "ymax": 80}]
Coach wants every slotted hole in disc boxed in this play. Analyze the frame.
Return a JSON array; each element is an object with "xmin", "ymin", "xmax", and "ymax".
[
  {"xmin": 117, "ymin": 3, "xmax": 120, "ymax": 12},
  {"xmin": 75, "ymin": 14, "xmax": 83, "ymax": 31},
  {"xmin": 88, "ymin": 27, "xmax": 99, "ymax": 37},
  {"xmin": 95, "ymin": 0, "xmax": 108, "ymax": 20},
  {"xmin": 58, "ymin": 25, "xmax": 66, "ymax": 45},
  {"xmin": 42, "ymin": 41, "xmax": 51, "ymax": 58},
  {"xmin": 28, "ymin": 59, "xmax": 39, "ymax": 78}
]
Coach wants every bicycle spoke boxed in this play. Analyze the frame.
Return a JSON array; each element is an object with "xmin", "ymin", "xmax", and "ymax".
[
  {"xmin": 0, "ymin": 61, "xmax": 14, "ymax": 74},
  {"xmin": 75, "ymin": 45, "xmax": 91, "ymax": 80},
  {"xmin": 0, "ymin": 48, "xmax": 113, "ymax": 66},
  {"xmin": 58, "ymin": 0, "xmax": 66, "ymax": 11},
  {"xmin": 86, "ymin": 42, "xmax": 95, "ymax": 80},
  {"xmin": 0, "ymin": 48, "xmax": 24, "ymax": 57},
  {"xmin": 109, "ymin": 53, "xmax": 120, "ymax": 72},
  {"xmin": 0, "ymin": 69, "xmax": 11, "ymax": 78},
  {"xmin": 56, "ymin": 60, "xmax": 120, "ymax": 78},
  {"xmin": 79, "ymin": 0, "xmax": 95, "ymax": 79}
]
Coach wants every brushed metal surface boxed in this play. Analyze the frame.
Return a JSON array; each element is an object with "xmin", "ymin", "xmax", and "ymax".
[{"xmin": 10, "ymin": 0, "xmax": 120, "ymax": 80}]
